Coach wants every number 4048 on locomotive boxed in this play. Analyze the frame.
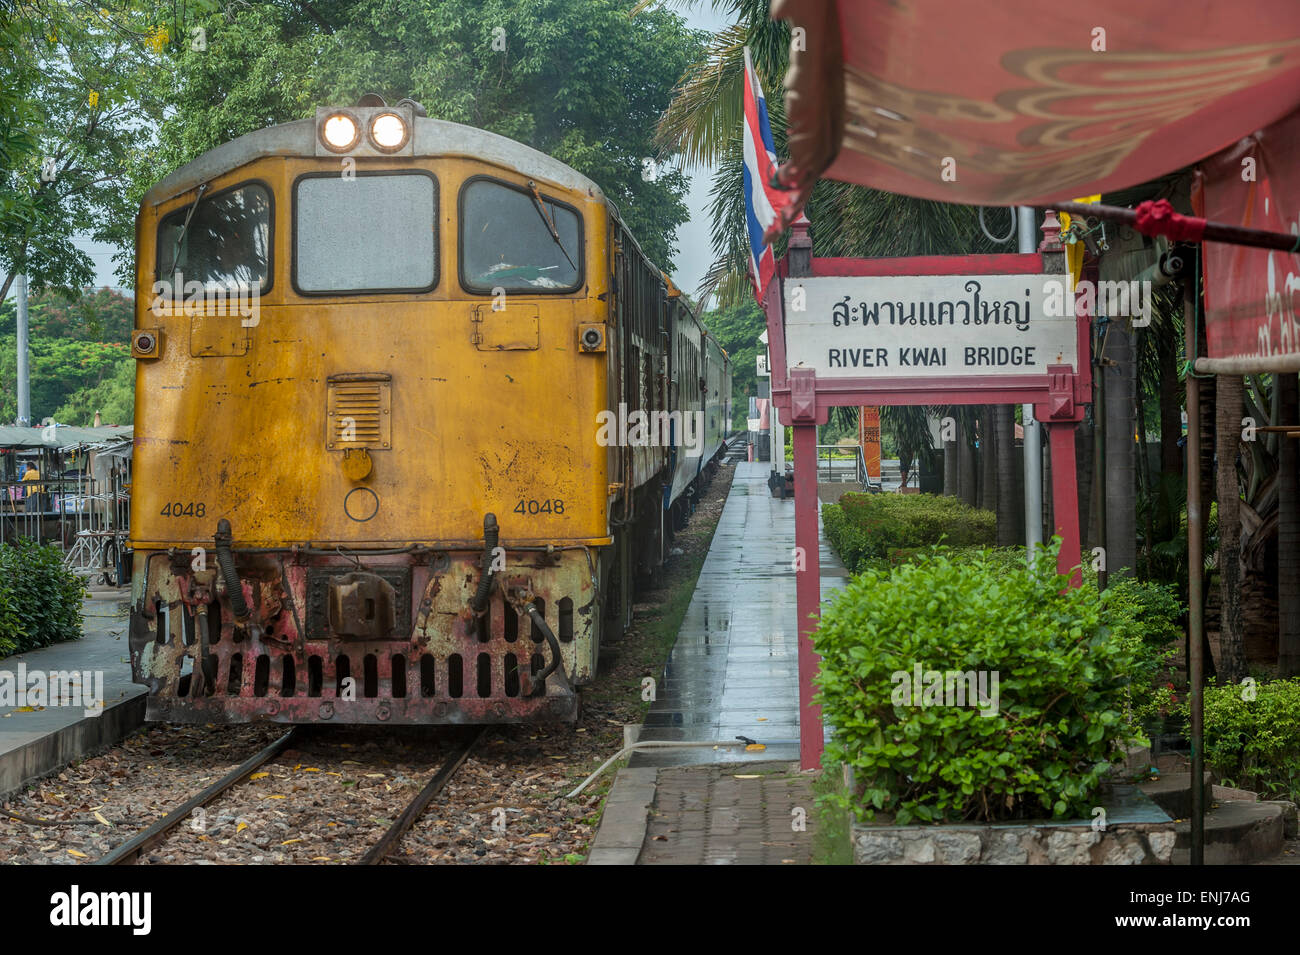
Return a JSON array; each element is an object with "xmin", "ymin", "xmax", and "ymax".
[{"xmin": 127, "ymin": 97, "xmax": 731, "ymax": 726}]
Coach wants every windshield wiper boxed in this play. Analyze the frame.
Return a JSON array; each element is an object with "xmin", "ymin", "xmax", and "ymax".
[
  {"xmin": 169, "ymin": 182, "xmax": 209, "ymax": 277},
  {"xmin": 527, "ymin": 180, "xmax": 576, "ymax": 272}
]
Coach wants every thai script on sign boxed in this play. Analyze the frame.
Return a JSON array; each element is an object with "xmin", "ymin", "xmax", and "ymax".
[{"xmin": 831, "ymin": 280, "xmax": 1033, "ymax": 332}]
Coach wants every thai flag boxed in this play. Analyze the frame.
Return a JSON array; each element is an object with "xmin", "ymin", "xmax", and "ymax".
[{"xmin": 742, "ymin": 46, "xmax": 781, "ymax": 301}]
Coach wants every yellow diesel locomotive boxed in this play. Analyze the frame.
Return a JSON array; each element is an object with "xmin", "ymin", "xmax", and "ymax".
[{"xmin": 127, "ymin": 99, "xmax": 731, "ymax": 725}]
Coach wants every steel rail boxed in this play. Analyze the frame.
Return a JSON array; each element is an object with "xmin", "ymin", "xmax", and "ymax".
[
  {"xmin": 357, "ymin": 727, "xmax": 484, "ymax": 865},
  {"xmin": 95, "ymin": 728, "xmax": 299, "ymax": 865}
]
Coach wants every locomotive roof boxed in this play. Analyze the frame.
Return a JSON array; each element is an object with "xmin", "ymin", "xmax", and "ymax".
[{"xmin": 142, "ymin": 116, "xmax": 606, "ymax": 207}]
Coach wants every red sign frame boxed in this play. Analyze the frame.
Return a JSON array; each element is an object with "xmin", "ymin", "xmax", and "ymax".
[{"xmin": 762, "ymin": 227, "xmax": 1092, "ymax": 769}]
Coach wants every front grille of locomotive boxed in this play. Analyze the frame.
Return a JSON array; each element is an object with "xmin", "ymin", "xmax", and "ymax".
[
  {"xmin": 179, "ymin": 596, "xmax": 572, "ymax": 706},
  {"xmin": 131, "ymin": 552, "xmax": 586, "ymax": 725}
]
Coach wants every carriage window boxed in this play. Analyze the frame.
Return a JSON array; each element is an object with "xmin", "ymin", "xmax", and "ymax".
[
  {"xmin": 294, "ymin": 172, "xmax": 437, "ymax": 293},
  {"xmin": 460, "ymin": 179, "xmax": 581, "ymax": 292},
  {"xmin": 157, "ymin": 182, "xmax": 271, "ymax": 292}
]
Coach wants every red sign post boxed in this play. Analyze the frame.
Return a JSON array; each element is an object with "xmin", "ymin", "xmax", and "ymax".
[{"xmin": 765, "ymin": 215, "xmax": 1090, "ymax": 769}]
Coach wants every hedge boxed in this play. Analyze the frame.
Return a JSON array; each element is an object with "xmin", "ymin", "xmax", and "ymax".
[
  {"xmin": 0, "ymin": 540, "xmax": 86, "ymax": 658},
  {"xmin": 822, "ymin": 492, "xmax": 995, "ymax": 574},
  {"xmin": 1181, "ymin": 678, "xmax": 1300, "ymax": 803},
  {"xmin": 815, "ymin": 542, "xmax": 1138, "ymax": 825},
  {"xmin": 1099, "ymin": 576, "xmax": 1182, "ymax": 735}
]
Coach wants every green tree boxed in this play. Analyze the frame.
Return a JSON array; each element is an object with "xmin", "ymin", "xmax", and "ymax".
[
  {"xmin": 700, "ymin": 297, "xmax": 763, "ymax": 429},
  {"xmin": 55, "ymin": 351, "xmax": 134, "ymax": 425},
  {"xmin": 0, "ymin": 1, "xmax": 166, "ymax": 300},
  {"xmin": 0, "ymin": 286, "xmax": 133, "ymax": 341},
  {"xmin": 104, "ymin": 0, "xmax": 705, "ymax": 275},
  {"xmin": 0, "ymin": 336, "xmax": 129, "ymax": 424}
]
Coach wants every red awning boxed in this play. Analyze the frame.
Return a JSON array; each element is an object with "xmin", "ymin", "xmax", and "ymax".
[{"xmin": 770, "ymin": 0, "xmax": 1300, "ymax": 209}]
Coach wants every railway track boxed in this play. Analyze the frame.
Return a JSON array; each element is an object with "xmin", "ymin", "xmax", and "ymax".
[
  {"xmin": 94, "ymin": 727, "xmax": 483, "ymax": 866},
  {"xmin": 357, "ymin": 728, "xmax": 484, "ymax": 865},
  {"xmin": 95, "ymin": 729, "xmax": 300, "ymax": 865}
]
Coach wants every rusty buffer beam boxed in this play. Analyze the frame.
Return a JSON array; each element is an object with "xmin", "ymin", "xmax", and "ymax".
[
  {"xmin": 357, "ymin": 727, "xmax": 484, "ymax": 865},
  {"xmin": 95, "ymin": 729, "xmax": 299, "ymax": 865}
]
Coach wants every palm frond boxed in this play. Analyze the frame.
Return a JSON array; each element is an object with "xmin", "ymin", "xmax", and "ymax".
[{"xmin": 655, "ymin": 23, "xmax": 748, "ymax": 167}]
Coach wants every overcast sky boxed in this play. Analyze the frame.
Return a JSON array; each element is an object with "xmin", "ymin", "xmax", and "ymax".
[
  {"xmin": 670, "ymin": 2, "xmax": 733, "ymax": 305},
  {"xmin": 67, "ymin": 4, "xmax": 734, "ymax": 303}
]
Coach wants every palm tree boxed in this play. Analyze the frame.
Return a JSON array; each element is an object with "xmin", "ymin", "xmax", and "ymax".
[
  {"xmin": 645, "ymin": 0, "xmax": 1011, "ymax": 508},
  {"xmin": 995, "ymin": 405, "xmax": 1021, "ymax": 544},
  {"xmin": 1279, "ymin": 373, "xmax": 1300, "ymax": 677},
  {"xmin": 980, "ymin": 410, "xmax": 997, "ymax": 512},
  {"xmin": 1104, "ymin": 319, "xmax": 1138, "ymax": 578},
  {"xmin": 881, "ymin": 404, "xmax": 935, "ymax": 489},
  {"xmin": 1216, "ymin": 373, "xmax": 1247, "ymax": 681},
  {"xmin": 645, "ymin": 0, "xmax": 1006, "ymax": 307}
]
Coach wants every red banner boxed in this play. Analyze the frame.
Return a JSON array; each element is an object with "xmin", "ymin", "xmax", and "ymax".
[{"xmin": 1195, "ymin": 107, "xmax": 1300, "ymax": 365}]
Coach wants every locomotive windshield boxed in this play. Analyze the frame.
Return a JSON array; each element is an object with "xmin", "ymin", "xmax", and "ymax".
[
  {"xmin": 156, "ymin": 181, "xmax": 271, "ymax": 292},
  {"xmin": 460, "ymin": 178, "xmax": 581, "ymax": 292},
  {"xmin": 294, "ymin": 170, "xmax": 438, "ymax": 294}
]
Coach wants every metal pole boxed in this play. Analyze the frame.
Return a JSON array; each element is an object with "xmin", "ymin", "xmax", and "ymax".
[
  {"xmin": 793, "ymin": 420, "xmax": 822, "ymax": 770},
  {"xmin": 1184, "ymin": 257, "xmax": 1205, "ymax": 866},
  {"xmin": 16, "ymin": 273, "xmax": 30, "ymax": 427},
  {"xmin": 1018, "ymin": 208, "xmax": 1043, "ymax": 555},
  {"xmin": 771, "ymin": 401, "xmax": 784, "ymax": 474}
]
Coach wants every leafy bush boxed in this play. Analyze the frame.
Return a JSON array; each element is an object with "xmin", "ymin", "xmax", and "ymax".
[
  {"xmin": 815, "ymin": 541, "xmax": 1137, "ymax": 824},
  {"xmin": 1100, "ymin": 577, "xmax": 1183, "ymax": 736},
  {"xmin": 0, "ymin": 540, "xmax": 86, "ymax": 658},
  {"xmin": 822, "ymin": 493, "xmax": 995, "ymax": 573},
  {"xmin": 1181, "ymin": 679, "xmax": 1300, "ymax": 802}
]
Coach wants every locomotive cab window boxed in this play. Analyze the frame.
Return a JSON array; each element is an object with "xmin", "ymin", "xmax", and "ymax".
[
  {"xmin": 459, "ymin": 177, "xmax": 582, "ymax": 293},
  {"xmin": 156, "ymin": 181, "xmax": 272, "ymax": 294},
  {"xmin": 294, "ymin": 171, "xmax": 438, "ymax": 294}
]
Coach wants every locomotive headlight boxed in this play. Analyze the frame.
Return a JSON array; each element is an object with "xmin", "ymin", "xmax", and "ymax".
[
  {"xmin": 321, "ymin": 112, "xmax": 360, "ymax": 151},
  {"xmin": 369, "ymin": 112, "xmax": 408, "ymax": 151}
]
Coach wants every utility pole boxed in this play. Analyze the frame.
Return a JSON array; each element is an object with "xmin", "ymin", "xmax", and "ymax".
[
  {"xmin": 1018, "ymin": 208, "xmax": 1043, "ymax": 556},
  {"xmin": 16, "ymin": 273, "xmax": 31, "ymax": 427}
]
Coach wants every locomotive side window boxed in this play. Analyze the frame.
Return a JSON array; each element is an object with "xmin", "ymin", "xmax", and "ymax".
[
  {"xmin": 293, "ymin": 171, "xmax": 438, "ymax": 294},
  {"xmin": 459, "ymin": 177, "xmax": 582, "ymax": 293},
  {"xmin": 156, "ymin": 181, "xmax": 272, "ymax": 293}
]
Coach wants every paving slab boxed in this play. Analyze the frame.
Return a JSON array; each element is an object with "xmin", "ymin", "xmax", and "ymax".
[
  {"xmin": 0, "ymin": 594, "xmax": 146, "ymax": 798},
  {"xmin": 639, "ymin": 764, "xmax": 818, "ymax": 865}
]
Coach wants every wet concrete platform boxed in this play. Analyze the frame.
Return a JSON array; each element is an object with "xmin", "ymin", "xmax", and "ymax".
[
  {"xmin": 630, "ymin": 460, "xmax": 847, "ymax": 768},
  {"xmin": 0, "ymin": 592, "xmax": 145, "ymax": 798},
  {"xmin": 588, "ymin": 462, "xmax": 846, "ymax": 863}
]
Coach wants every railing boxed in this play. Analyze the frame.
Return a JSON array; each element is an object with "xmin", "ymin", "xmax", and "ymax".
[
  {"xmin": 815, "ymin": 445, "xmax": 863, "ymax": 485},
  {"xmin": 1, "ymin": 475, "xmax": 130, "ymax": 583},
  {"xmin": 813, "ymin": 445, "xmax": 891, "ymax": 490}
]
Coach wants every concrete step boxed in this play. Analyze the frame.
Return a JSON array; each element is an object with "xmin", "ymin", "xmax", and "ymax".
[
  {"xmin": 1172, "ymin": 800, "xmax": 1285, "ymax": 865},
  {"xmin": 1140, "ymin": 771, "xmax": 1294, "ymax": 863},
  {"xmin": 1137, "ymin": 771, "xmax": 1212, "ymax": 819}
]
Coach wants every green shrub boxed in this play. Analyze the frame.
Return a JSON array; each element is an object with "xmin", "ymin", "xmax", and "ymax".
[
  {"xmin": 0, "ymin": 540, "xmax": 86, "ymax": 658},
  {"xmin": 1100, "ymin": 577, "xmax": 1183, "ymax": 736},
  {"xmin": 815, "ymin": 541, "xmax": 1137, "ymax": 825},
  {"xmin": 1180, "ymin": 679, "xmax": 1300, "ymax": 802},
  {"xmin": 823, "ymin": 493, "xmax": 995, "ymax": 573}
]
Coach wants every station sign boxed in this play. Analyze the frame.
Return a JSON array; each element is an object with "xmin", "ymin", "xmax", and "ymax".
[{"xmin": 783, "ymin": 273, "xmax": 1077, "ymax": 379}]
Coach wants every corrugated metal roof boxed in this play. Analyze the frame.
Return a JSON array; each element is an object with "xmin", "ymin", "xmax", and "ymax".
[{"xmin": 0, "ymin": 425, "xmax": 134, "ymax": 449}]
